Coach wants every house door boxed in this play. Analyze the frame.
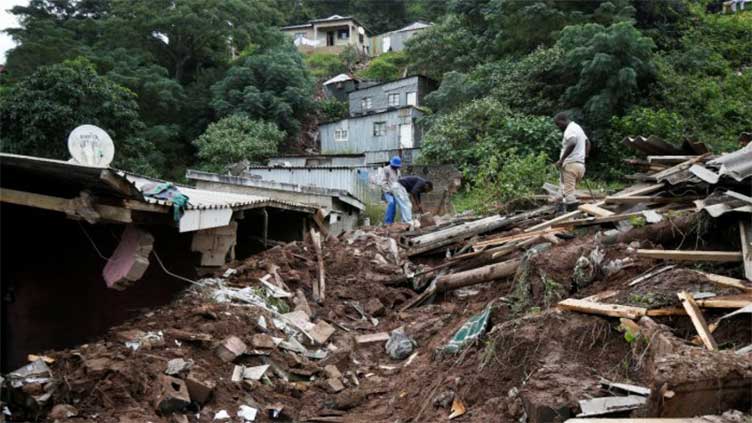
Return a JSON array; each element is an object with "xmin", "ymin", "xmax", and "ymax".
[
  {"xmin": 327, "ymin": 31, "xmax": 335, "ymax": 46},
  {"xmin": 399, "ymin": 123, "xmax": 413, "ymax": 148}
]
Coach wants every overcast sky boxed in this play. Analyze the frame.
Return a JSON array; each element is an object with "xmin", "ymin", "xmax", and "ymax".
[{"xmin": 1, "ymin": 0, "xmax": 28, "ymax": 64}]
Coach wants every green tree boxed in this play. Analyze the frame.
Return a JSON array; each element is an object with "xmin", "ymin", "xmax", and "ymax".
[
  {"xmin": 0, "ymin": 58, "xmax": 158, "ymax": 174},
  {"xmin": 555, "ymin": 21, "xmax": 656, "ymax": 124},
  {"xmin": 210, "ymin": 45, "xmax": 315, "ymax": 138},
  {"xmin": 193, "ymin": 115, "xmax": 283, "ymax": 172}
]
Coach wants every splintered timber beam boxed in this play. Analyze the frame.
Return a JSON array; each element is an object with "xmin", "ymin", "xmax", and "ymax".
[
  {"xmin": 677, "ymin": 291, "xmax": 718, "ymax": 351},
  {"xmin": 0, "ymin": 187, "xmax": 132, "ymax": 223},
  {"xmin": 740, "ymin": 218, "xmax": 752, "ymax": 281},
  {"xmin": 309, "ymin": 228, "xmax": 325, "ymax": 303},
  {"xmin": 578, "ymin": 203, "xmax": 615, "ymax": 217},
  {"xmin": 636, "ymin": 249, "xmax": 743, "ymax": 262},
  {"xmin": 557, "ymin": 299, "xmax": 647, "ymax": 319},
  {"xmin": 692, "ymin": 270, "xmax": 752, "ymax": 292}
]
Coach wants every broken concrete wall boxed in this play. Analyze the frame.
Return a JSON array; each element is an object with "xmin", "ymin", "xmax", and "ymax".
[{"xmin": 0, "ymin": 204, "xmax": 196, "ymax": 372}]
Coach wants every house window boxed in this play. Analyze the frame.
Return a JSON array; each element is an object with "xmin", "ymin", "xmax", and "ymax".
[
  {"xmin": 373, "ymin": 121, "xmax": 387, "ymax": 136},
  {"xmin": 388, "ymin": 93, "xmax": 400, "ymax": 107},
  {"xmin": 406, "ymin": 92, "xmax": 417, "ymax": 106},
  {"xmin": 338, "ymin": 28, "xmax": 349, "ymax": 40},
  {"xmin": 361, "ymin": 97, "xmax": 372, "ymax": 110},
  {"xmin": 335, "ymin": 128, "xmax": 348, "ymax": 142},
  {"xmin": 359, "ymin": 33, "xmax": 364, "ymax": 43}
]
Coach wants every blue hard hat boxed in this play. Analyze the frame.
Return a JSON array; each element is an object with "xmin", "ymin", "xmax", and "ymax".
[{"xmin": 390, "ymin": 156, "xmax": 402, "ymax": 167}]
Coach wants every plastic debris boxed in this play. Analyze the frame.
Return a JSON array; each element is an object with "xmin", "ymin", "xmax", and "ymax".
[
  {"xmin": 437, "ymin": 304, "xmax": 492, "ymax": 356},
  {"xmin": 385, "ymin": 328, "xmax": 416, "ymax": 360},
  {"xmin": 214, "ymin": 410, "xmax": 231, "ymax": 420},
  {"xmin": 237, "ymin": 405, "xmax": 258, "ymax": 421}
]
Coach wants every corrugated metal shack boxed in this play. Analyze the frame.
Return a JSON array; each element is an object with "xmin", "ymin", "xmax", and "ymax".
[
  {"xmin": 243, "ymin": 165, "xmax": 381, "ymax": 203},
  {"xmin": 320, "ymin": 107, "xmax": 424, "ymax": 154},
  {"xmin": 371, "ymin": 21, "xmax": 432, "ymax": 55},
  {"xmin": 348, "ymin": 75, "xmax": 436, "ymax": 114},
  {"xmin": 186, "ymin": 169, "xmax": 365, "ymax": 234}
]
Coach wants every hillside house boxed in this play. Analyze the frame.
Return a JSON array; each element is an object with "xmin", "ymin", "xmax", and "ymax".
[
  {"xmin": 371, "ymin": 21, "xmax": 432, "ymax": 55},
  {"xmin": 318, "ymin": 75, "xmax": 436, "ymax": 162},
  {"xmin": 348, "ymin": 75, "xmax": 437, "ymax": 115},
  {"xmin": 281, "ymin": 15, "xmax": 371, "ymax": 55}
]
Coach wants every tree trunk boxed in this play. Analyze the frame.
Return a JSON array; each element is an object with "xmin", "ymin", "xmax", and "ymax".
[{"xmin": 435, "ymin": 258, "xmax": 521, "ymax": 293}]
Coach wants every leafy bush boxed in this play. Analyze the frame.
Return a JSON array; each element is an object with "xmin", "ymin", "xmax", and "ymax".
[
  {"xmin": 357, "ymin": 51, "xmax": 408, "ymax": 81},
  {"xmin": 463, "ymin": 150, "xmax": 557, "ymax": 213},
  {"xmin": 420, "ymin": 98, "xmax": 560, "ymax": 173},
  {"xmin": 305, "ymin": 52, "xmax": 346, "ymax": 80},
  {"xmin": 611, "ymin": 107, "xmax": 687, "ymax": 143},
  {"xmin": 317, "ymin": 98, "xmax": 349, "ymax": 122},
  {"xmin": 211, "ymin": 45, "xmax": 315, "ymax": 137},
  {"xmin": 193, "ymin": 114, "xmax": 282, "ymax": 173}
]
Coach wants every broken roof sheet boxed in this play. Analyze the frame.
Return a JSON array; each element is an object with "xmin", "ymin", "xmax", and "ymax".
[
  {"xmin": 395, "ymin": 21, "xmax": 431, "ymax": 32},
  {"xmin": 323, "ymin": 73, "xmax": 353, "ymax": 85},
  {"xmin": 706, "ymin": 146, "xmax": 752, "ymax": 182},
  {"xmin": 623, "ymin": 136, "xmax": 709, "ymax": 156}
]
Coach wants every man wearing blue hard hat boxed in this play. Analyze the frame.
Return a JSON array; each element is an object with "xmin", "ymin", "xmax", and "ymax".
[{"xmin": 379, "ymin": 156, "xmax": 410, "ymax": 224}]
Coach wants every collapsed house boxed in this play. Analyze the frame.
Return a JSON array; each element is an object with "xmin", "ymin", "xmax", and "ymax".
[
  {"xmin": 0, "ymin": 153, "xmax": 326, "ymax": 373},
  {"xmin": 2, "ymin": 140, "xmax": 749, "ymax": 422}
]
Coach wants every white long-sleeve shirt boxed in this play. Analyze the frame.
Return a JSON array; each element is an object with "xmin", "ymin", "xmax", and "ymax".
[{"xmin": 380, "ymin": 165, "xmax": 400, "ymax": 193}]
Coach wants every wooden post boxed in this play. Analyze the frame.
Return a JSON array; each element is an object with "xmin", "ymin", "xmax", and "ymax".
[
  {"xmin": 309, "ymin": 228, "xmax": 326, "ymax": 303},
  {"xmin": 740, "ymin": 218, "xmax": 752, "ymax": 281},
  {"xmin": 677, "ymin": 291, "xmax": 718, "ymax": 351},
  {"xmin": 636, "ymin": 249, "xmax": 743, "ymax": 262}
]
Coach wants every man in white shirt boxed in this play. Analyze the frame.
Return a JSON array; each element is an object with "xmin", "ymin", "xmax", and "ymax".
[{"xmin": 554, "ymin": 112, "xmax": 590, "ymax": 211}]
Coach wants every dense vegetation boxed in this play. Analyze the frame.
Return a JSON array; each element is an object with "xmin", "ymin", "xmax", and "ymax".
[
  {"xmin": 1, "ymin": 0, "xmax": 750, "ymax": 203},
  {"xmin": 405, "ymin": 0, "xmax": 752, "ymax": 207}
]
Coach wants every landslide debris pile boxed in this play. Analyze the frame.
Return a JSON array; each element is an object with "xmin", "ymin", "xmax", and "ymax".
[{"xmin": 3, "ymin": 142, "xmax": 752, "ymax": 423}]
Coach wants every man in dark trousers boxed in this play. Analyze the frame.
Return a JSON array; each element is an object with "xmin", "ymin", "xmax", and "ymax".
[{"xmin": 399, "ymin": 175, "xmax": 433, "ymax": 213}]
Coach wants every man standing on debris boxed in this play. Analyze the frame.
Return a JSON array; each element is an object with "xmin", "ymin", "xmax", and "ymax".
[
  {"xmin": 554, "ymin": 112, "xmax": 590, "ymax": 212},
  {"xmin": 380, "ymin": 156, "xmax": 402, "ymax": 224},
  {"xmin": 399, "ymin": 176, "xmax": 433, "ymax": 214}
]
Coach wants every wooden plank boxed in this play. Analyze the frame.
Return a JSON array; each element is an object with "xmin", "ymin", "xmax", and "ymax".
[
  {"xmin": 692, "ymin": 270, "xmax": 752, "ymax": 292},
  {"xmin": 647, "ymin": 155, "xmax": 699, "ymax": 164},
  {"xmin": 473, "ymin": 228, "xmax": 561, "ymax": 249},
  {"xmin": 309, "ymin": 228, "xmax": 325, "ymax": 303},
  {"xmin": 650, "ymin": 154, "xmax": 710, "ymax": 181},
  {"xmin": 578, "ymin": 203, "xmax": 615, "ymax": 217},
  {"xmin": 557, "ymin": 298, "xmax": 647, "ymax": 319},
  {"xmin": 696, "ymin": 294, "xmax": 752, "ymax": 309},
  {"xmin": 646, "ymin": 308, "xmax": 686, "ymax": 317},
  {"xmin": 531, "ymin": 183, "xmax": 665, "ymax": 233},
  {"xmin": 0, "ymin": 187, "xmax": 132, "ymax": 223},
  {"xmin": 583, "ymin": 290, "xmax": 620, "ymax": 302},
  {"xmin": 740, "ymin": 218, "xmax": 752, "ymax": 281},
  {"xmin": 605, "ymin": 196, "xmax": 701, "ymax": 205},
  {"xmin": 636, "ymin": 249, "xmax": 743, "ymax": 262},
  {"xmin": 628, "ymin": 265, "xmax": 676, "ymax": 287},
  {"xmin": 525, "ymin": 210, "xmax": 582, "ymax": 232},
  {"xmin": 677, "ymin": 291, "xmax": 718, "ymax": 351},
  {"xmin": 355, "ymin": 332, "xmax": 390, "ymax": 344}
]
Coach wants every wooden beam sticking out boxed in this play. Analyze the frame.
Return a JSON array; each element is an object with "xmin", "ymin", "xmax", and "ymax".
[
  {"xmin": 605, "ymin": 196, "xmax": 702, "ymax": 205},
  {"xmin": 650, "ymin": 154, "xmax": 711, "ymax": 181},
  {"xmin": 309, "ymin": 228, "xmax": 325, "ymax": 303},
  {"xmin": 636, "ymin": 249, "xmax": 743, "ymax": 262},
  {"xmin": 525, "ymin": 209, "xmax": 581, "ymax": 232},
  {"xmin": 646, "ymin": 308, "xmax": 686, "ymax": 317},
  {"xmin": 677, "ymin": 291, "xmax": 718, "ymax": 351},
  {"xmin": 647, "ymin": 155, "xmax": 699, "ymax": 164},
  {"xmin": 692, "ymin": 270, "xmax": 752, "ymax": 292},
  {"xmin": 355, "ymin": 332, "xmax": 390, "ymax": 344},
  {"xmin": 696, "ymin": 294, "xmax": 752, "ymax": 309},
  {"xmin": 0, "ymin": 187, "xmax": 132, "ymax": 223},
  {"xmin": 740, "ymin": 218, "xmax": 752, "ymax": 281},
  {"xmin": 472, "ymin": 228, "xmax": 561, "ymax": 249},
  {"xmin": 628, "ymin": 265, "xmax": 676, "ymax": 287},
  {"xmin": 557, "ymin": 298, "xmax": 647, "ymax": 320},
  {"xmin": 578, "ymin": 203, "xmax": 615, "ymax": 218}
]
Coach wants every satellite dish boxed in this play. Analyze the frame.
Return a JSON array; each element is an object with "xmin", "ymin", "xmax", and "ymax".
[{"xmin": 67, "ymin": 124, "xmax": 115, "ymax": 167}]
